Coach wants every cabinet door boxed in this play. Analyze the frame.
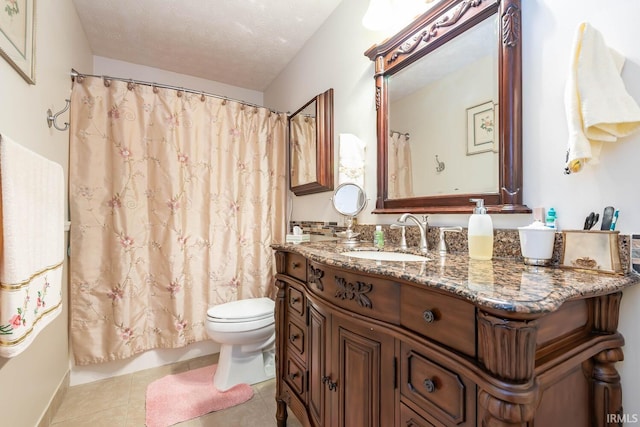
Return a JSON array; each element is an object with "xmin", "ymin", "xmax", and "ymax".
[
  {"xmin": 308, "ymin": 304, "xmax": 329, "ymax": 427},
  {"xmin": 330, "ymin": 314, "xmax": 396, "ymax": 427}
]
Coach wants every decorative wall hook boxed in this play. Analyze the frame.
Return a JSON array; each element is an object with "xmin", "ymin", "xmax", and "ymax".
[
  {"xmin": 435, "ymin": 155, "xmax": 445, "ymax": 173},
  {"xmin": 47, "ymin": 99, "xmax": 71, "ymax": 131}
]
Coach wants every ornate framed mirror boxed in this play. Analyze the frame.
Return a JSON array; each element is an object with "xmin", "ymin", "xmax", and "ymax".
[
  {"xmin": 289, "ymin": 88, "xmax": 334, "ymax": 196},
  {"xmin": 365, "ymin": 0, "xmax": 529, "ymax": 213}
]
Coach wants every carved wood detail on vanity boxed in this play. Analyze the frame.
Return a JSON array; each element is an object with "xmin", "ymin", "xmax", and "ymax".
[
  {"xmin": 334, "ymin": 276, "xmax": 373, "ymax": 309},
  {"xmin": 592, "ymin": 292, "xmax": 621, "ymax": 333},
  {"xmin": 308, "ymin": 264, "xmax": 324, "ymax": 291},
  {"xmin": 477, "ymin": 311, "xmax": 538, "ymax": 381},
  {"xmin": 588, "ymin": 348, "xmax": 624, "ymax": 427}
]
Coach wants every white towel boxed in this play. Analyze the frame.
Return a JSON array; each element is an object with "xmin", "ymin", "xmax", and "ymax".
[
  {"xmin": 338, "ymin": 133, "xmax": 366, "ymax": 188},
  {"xmin": 565, "ymin": 22, "xmax": 640, "ymax": 173},
  {"xmin": 0, "ymin": 134, "xmax": 64, "ymax": 358}
]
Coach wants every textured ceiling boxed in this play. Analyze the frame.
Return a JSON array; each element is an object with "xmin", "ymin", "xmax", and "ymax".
[{"xmin": 72, "ymin": 0, "xmax": 344, "ymax": 91}]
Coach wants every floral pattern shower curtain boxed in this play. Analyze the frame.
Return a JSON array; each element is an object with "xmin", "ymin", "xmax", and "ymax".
[
  {"xmin": 289, "ymin": 114, "xmax": 316, "ymax": 186},
  {"xmin": 68, "ymin": 77, "xmax": 286, "ymax": 365},
  {"xmin": 388, "ymin": 132, "xmax": 413, "ymax": 198}
]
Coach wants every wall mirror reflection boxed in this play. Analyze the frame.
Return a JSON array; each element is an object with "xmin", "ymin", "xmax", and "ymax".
[
  {"xmin": 289, "ymin": 88, "xmax": 334, "ymax": 196},
  {"xmin": 365, "ymin": 0, "xmax": 529, "ymax": 213},
  {"xmin": 388, "ymin": 15, "xmax": 498, "ymax": 199}
]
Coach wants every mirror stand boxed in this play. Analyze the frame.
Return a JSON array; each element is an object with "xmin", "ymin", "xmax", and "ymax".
[
  {"xmin": 337, "ymin": 216, "xmax": 360, "ymax": 246},
  {"xmin": 332, "ymin": 183, "xmax": 367, "ymax": 245}
]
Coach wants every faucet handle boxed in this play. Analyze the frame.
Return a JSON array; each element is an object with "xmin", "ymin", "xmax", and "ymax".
[
  {"xmin": 390, "ymin": 223, "xmax": 408, "ymax": 250},
  {"xmin": 438, "ymin": 226, "xmax": 463, "ymax": 256}
]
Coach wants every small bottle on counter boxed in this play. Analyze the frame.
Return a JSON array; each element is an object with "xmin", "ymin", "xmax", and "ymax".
[
  {"xmin": 374, "ymin": 225, "xmax": 385, "ymax": 249},
  {"xmin": 468, "ymin": 198, "xmax": 493, "ymax": 261},
  {"xmin": 545, "ymin": 208, "xmax": 557, "ymax": 229}
]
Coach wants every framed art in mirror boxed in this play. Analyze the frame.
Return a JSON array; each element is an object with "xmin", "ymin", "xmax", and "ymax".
[
  {"xmin": 289, "ymin": 88, "xmax": 334, "ymax": 196},
  {"xmin": 364, "ymin": 0, "xmax": 529, "ymax": 214}
]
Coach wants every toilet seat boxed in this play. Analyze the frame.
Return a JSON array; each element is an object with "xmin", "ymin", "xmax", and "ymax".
[{"xmin": 207, "ymin": 297, "xmax": 274, "ymax": 322}]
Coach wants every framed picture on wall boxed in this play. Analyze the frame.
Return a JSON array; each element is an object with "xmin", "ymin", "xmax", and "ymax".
[
  {"xmin": 0, "ymin": 0, "xmax": 36, "ymax": 84},
  {"xmin": 466, "ymin": 101, "xmax": 496, "ymax": 155}
]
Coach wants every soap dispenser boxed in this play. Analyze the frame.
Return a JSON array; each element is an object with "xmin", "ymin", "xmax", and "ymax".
[{"xmin": 468, "ymin": 198, "xmax": 494, "ymax": 260}]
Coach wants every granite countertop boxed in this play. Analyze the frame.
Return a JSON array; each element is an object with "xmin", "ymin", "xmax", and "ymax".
[{"xmin": 272, "ymin": 241, "xmax": 640, "ymax": 315}]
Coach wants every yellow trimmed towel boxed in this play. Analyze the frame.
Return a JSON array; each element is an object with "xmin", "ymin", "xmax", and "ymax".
[
  {"xmin": 565, "ymin": 22, "xmax": 640, "ymax": 173},
  {"xmin": 0, "ymin": 134, "xmax": 64, "ymax": 358}
]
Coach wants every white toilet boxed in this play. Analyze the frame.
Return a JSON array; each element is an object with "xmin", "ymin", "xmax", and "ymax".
[{"xmin": 205, "ymin": 297, "xmax": 276, "ymax": 391}]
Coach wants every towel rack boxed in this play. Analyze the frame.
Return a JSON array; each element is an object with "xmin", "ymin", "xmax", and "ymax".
[{"xmin": 47, "ymin": 99, "xmax": 70, "ymax": 131}]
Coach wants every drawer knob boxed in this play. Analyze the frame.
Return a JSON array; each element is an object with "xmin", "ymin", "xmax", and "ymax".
[
  {"xmin": 422, "ymin": 310, "xmax": 435, "ymax": 323},
  {"xmin": 423, "ymin": 378, "xmax": 436, "ymax": 393},
  {"xmin": 289, "ymin": 372, "xmax": 299, "ymax": 380},
  {"xmin": 292, "ymin": 262, "xmax": 301, "ymax": 269},
  {"xmin": 290, "ymin": 296, "xmax": 300, "ymax": 303},
  {"xmin": 290, "ymin": 333, "xmax": 299, "ymax": 342}
]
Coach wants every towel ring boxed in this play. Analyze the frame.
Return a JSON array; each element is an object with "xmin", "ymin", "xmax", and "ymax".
[{"xmin": 47, "ymin": 99, "xmax": 71, "ymax": 131}]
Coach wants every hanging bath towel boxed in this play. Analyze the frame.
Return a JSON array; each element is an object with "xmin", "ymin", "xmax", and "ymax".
[
  {"xmin": 0, "ymin": 134, "xmax": 64, "ymax": 358},
  {"xmin": 338, "ymin": 133, "xmax": 366, "ymax": 188},
  {"xmin": 565, "ymin": 22, "xmax": 640, "ymax": 173}
]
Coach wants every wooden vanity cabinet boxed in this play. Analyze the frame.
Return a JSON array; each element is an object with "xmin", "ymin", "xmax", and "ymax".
[
  {"xmin": 273, "ymin": 249, "xmax": 628, "ymax": 427},
  {"xmin": 275, "ymin": 252, "xmax": 396, "ymax": 427}
]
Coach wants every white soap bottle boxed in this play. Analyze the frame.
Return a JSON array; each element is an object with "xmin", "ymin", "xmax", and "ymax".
[{"xmin": 468, "ymin": 198, "xmax": 493, "ymax": 260}]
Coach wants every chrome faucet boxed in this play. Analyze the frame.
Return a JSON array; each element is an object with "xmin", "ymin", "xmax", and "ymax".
[{"xmin": 397, "ymin": 213, "xmax": 429, "ymax": 253}]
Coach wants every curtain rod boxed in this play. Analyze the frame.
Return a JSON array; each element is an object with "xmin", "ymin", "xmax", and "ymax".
[{"xmin": 70, "ymin": 70, "xmax": 285, "ymax": 115}]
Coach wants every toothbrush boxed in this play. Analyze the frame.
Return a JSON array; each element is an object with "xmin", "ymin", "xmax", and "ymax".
[{"xmin": 609, "ymin": 210, "xmax": 620, "ymax": 231}]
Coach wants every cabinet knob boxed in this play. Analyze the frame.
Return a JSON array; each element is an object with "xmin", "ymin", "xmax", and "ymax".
[
  {"xmin": 290, "ymin": 296, "xmax": 300, "ymax": 303},
  {"xmin": 422, "ymin": 310, "xmax": 436, "ymax": 323},
  {"xmin": 292, "ymin": 262, "xmax": 300, "ymax": 269},
  {"xmin": 290, "ymin": 333, "xmax": 299, "ymax": 342},
  {"xmin": 423, "ymin": 378, "xmax": 436, "ymax": 393},
  {"xmin": 289, "ymin": 372, "xmax": 299, "ymax": 380}
]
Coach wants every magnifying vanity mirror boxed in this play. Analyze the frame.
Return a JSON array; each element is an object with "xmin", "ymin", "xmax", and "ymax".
[
  {"xmin": 365, "ymin": 0, "xmax": 529, "ymax": 213},
  {"xmin": 332, "ymin": 183, "xmax": 367, "ymax": 244},
  {"xmin": 289, "ymin": 88, "xmax": 334, "ymax": 196}
]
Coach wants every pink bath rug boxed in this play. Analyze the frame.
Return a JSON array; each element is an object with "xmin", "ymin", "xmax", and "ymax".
[{"xmin": 145, "ymin": 364, "xmax": 254, "ymax": 427}]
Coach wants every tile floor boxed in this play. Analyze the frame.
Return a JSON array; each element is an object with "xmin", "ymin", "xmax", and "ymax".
[{"xmin": 50, "ymin": 354, "xmax": 303, "ymax": 427}]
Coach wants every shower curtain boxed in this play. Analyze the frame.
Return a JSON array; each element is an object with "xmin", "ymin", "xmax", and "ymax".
[
  {"xmin": 289, "ymin": 114, "xmax": 316, "ymax": 186},
  {"xmin": 68, "ymin": 76, "xmax": 286, "ymax": 365},
  {"xmin": 388, "ymin": 132, "xmax": 413, "ymax": 198}
]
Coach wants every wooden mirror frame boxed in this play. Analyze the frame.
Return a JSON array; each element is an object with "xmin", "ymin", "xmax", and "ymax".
[
  {"xmin": 289, "ymin": 88, "xmax": 334, "ymax": 196},
  {"xmin": 364, "ymin": 0, "xmax": 529, "ymax": 213}
]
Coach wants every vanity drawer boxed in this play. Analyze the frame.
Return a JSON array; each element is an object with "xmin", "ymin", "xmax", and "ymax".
[
  {"xmin": 400, "ymin": 403, "xmax": 438, "ymax": 427},
  {"xmin": 285, "ymin": 252, "xmax": 307, "ymax": 282},
  {"xmin": 307, "ymin": 262, "xmax": 400, "ymax": 324},
  {"xmin": 287, "ymin": 320, "xmax": 306, "ymax": 360},
  {"xmin": 287, "ymin": 286, "xmax": 306, "ymax": 319},
  {"xmin": 401, "ymin": 342, "xmax": 475, "ymax": 427},
  {"xmin": 400, "ymin": 285, "xmax": 476, "ymax": 356},
  {"xmin": 284, "ymin": 354, "xmax": 306, "ymax": 399}
]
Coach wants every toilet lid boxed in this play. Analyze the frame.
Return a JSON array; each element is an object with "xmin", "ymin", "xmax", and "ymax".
[{"xmin": 207, "ymin": 297, "xmax": 274, "ymax": 322}]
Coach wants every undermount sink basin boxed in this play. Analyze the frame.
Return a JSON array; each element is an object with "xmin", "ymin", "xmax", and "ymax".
[{"xmin": 341, "ymin": 251, "xmax": 430, "ymax": 262}]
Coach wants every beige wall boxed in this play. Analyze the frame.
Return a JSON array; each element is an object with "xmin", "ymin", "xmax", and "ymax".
[{"xmin": 0, "ymin": 1, "xmax": 92, "ymax": 426}]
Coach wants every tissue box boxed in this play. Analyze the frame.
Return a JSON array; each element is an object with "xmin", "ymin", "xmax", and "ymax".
[
  {"xmin": 286, "ymin": 234, "xmax": 310, "ymax": 243},
  {"xmin": 561, "ymin": 230, "xmax": 622, "ymax": 274}
]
